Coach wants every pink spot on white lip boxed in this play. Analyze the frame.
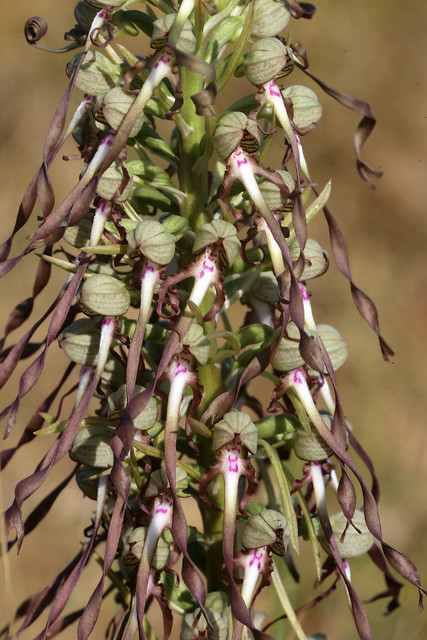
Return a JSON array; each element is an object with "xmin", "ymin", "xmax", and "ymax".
[
  {"xmin": 300, "ymin": 284, "xmax": 309, "ymax": 301},
  {"xmin": 293, "ymin": 368, "xmax": 303, "ymax": 384},
  {"xmin": 101, "ymin": 134, "xmax": 115, "ymax": 147},
  {"xmin": 227, "ymin": 454, "xmax": 239, "ymax": 473},
  {"xmin": 143, "ymin": 263, "xmax": 155, "ymax": 276},
  {"xmin": 232, "ymin": 149, "xmax": 248, "ymax": 167},
  {"xmin": 154, "ymin": 52, "xmax": 172, "ymax": 69},
  {"xmin": 249, "ymin": 548, "xmax": 265, "ymax": 570},
  {"xmin": 174, "ymin": 356, "xmax": 190, "ymax": 377},
  {"xmin": 268, "ymin": 82, "xmax": 281, "ymax": 98}
]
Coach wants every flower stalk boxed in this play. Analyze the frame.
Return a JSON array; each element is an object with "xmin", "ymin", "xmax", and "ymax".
[{"xmin": 1, "ymin": 3, "xmax": 424, "ymax": 640}]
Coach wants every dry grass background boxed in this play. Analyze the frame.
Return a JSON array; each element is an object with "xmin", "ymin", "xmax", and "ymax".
[{"xmin": 0, "ymin": 1, "xmax": 426, "ymax": 639}]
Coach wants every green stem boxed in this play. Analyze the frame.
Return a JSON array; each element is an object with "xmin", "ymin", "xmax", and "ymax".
[{"xmin": 178, "ymin": 66, "xmax": 208, "ymax": 228}]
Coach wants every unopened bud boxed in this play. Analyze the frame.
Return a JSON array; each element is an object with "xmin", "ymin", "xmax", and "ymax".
[
  {"xmin": 244, "ymin": 38, "xmax": 293, "ymax": 86},
  {"xmin": 127, "ymin": 219, "xmax": 175, "ymax": 265},
  {"xmin": 213, "ymin": 111, "xmax": 260, "ymax": 161},
  {"xmin": 79, "ymin": 274, "xmax": 130, "ymax": 317},
  {"xmin": 193, "ymin": 219, "xmax": 240, "ymax": 267},
  {"xmin": 213, "ymin": 410, "xmax": 258, "ymax": 454},
  {"xmin": 58, "ymin": 318, "xmax": 100, "ymax": 365},
  {"xmin": 251, "ymin": 0, "xmax": 291, "ymax": 39}
]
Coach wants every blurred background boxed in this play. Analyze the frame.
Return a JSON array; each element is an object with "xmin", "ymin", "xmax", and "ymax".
[{"xmin": 0, "ymin": 1, "xmax": 426, "ymax": 638}]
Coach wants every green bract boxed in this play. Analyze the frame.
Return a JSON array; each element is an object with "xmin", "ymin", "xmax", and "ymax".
[{"xmin": 251, "ymin": 271, "xmax": 279, "ymax": 304}]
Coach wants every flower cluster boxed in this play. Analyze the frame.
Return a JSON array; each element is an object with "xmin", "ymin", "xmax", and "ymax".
[{"xmin": 0, "ymin": 2, "xmax": 424, "ymax": 640}]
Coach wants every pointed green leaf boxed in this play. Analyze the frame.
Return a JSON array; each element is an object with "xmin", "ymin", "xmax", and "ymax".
[{"xmin": 259, "ymin": 438, "xmax": 299, "ymax": 553}]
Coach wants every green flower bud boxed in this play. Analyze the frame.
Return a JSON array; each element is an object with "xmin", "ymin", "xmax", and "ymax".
[
  {"xmin": 271, "ymin": 322, "xmax": 304, "ymax": 371},
  {"xmin": 88, "ymin": 261, "xmax": 118, "ymax": 277},
  {"xmin": 96, "ymin": 162, "xmax": 133, "ymax": 202},
  {"xmin": 251, "ymin": 0, "xmax": 291, "ymax": 39},
  {"xmin": 103, "ymin": 87, "xmax": 148, "ymax": 138},
  {"xmin": 258, "ymin": 170, "xmax": 295, "ymax": 212},
  {"xmin": 58, "ymin": 318, "xmax": 100, "ymax": 365},
  {"xmin": 272, "ymin": 323, "xmax": 348, "ymax": 372},
  {"xmin": 244, "ymin": 38, "xmax": 293, "ymax": 86},
  {"xmin": 160, "ymin": 214, "xmax": 189, "ymax": 239},
  {"xmin": 289, "ymin": 238, "xmax": 329, "ymax": 280},
  {"xmin": 75, "ymin": 50, "xmax": 121, "ymax": 96},
  {"xmin": 145, "ymin": 467, "xmax": 189, "ymax": 499},
  {"xmin": 127, "ymin": 220, "xmax": 175, "ymax": 265},
  {"xmin": 320, "ymin": 510, "xmax": 375, "ymax": 558},
  {"xmin": 241, "ymin": 509, "xmax": 290, "ymax": 555},
  {"xmin": 90, "ymin": 0, "xmax": 127, "ymax": 7},
  {"xmin": 107, "ymin": 384, "xmax": 158, "ymax": 431},
  {"xmin": 205, "ymin": 591, "xmax": 229, "ymax": 614},
  {"xmin": 251, "ymin": 271, "xmax": 279, "ymax": 304},
  {"xmin": 193, "ymin": 219, "xmax": 241, "ymax": 267},
  {"xmin": 212, "ymin": 410, "xmax": 258, "ymax": 454},
  {"xmin": 213, "ymin": 111, "xmax": 260, "ymax": 161},
  {"xmin": 126, "ymin": 527, "xmax": 171, "ymax": 570},
  {"xmin": 79, "ymin": 274, "xmax": 130, "ymax": 317},
  {"xmin": 183, "ymin": 323, "xmax": 211, "ymax": 366},
  {"xmin": 294, "ymin": 423, "xmax": 333, "ymax": 462},
  {"xmin": 150, "ymin": 14, "xmax": 196, "ymax": 54},
  {"xmin": 70, "ymin": 424, "xmax": 114, "ymax": 468},
  {"xmin": 63, "ymin": 214, "xmax": 93, "ymax": 248},
  {"xmin": 75, "ymin": 466, "xmax": 101, "ymax": 501},
  {"xmin": 181, "ymin": 607, "xmax": 228, "ymax": 640},
  {"xmin": 99, "ymin": 355, "xmax": 126, "ymax": 389},
  {"xmin": 282, "ymin": 85, "xmax": 322, "ymax": 129},
  {"xmin": 317, "ymin": 324, "xmax": 349, "ymax": 372}
]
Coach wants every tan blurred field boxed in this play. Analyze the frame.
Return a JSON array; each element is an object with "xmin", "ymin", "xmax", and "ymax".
[{"xmin": 0, "ymin": 1, "xmax": 426, "ymax": 639}]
